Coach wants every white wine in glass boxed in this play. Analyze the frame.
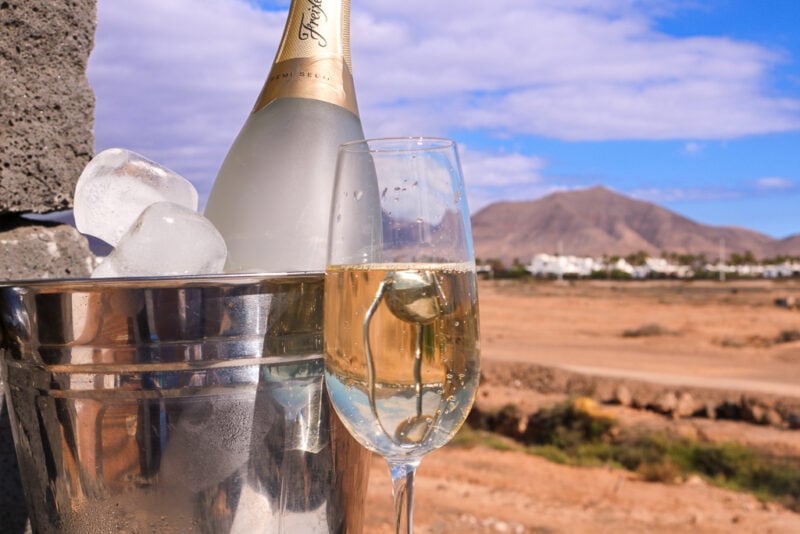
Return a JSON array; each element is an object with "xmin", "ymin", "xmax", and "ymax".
[{"xmin": 325, "ymin": 137, "xmax": 480, "ymax": 533}]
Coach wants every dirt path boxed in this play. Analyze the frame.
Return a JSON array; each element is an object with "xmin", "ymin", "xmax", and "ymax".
[
  {"xmin": 479, "ymin": 279, "xmax": 800, "ymax": 394},
  {"xmin": 361, "ymin": 279, "xmax": 800, "ymax": 533},
  {"xmin": 365, "ymin": 446, "xmax": 800, "ymax": 533}
]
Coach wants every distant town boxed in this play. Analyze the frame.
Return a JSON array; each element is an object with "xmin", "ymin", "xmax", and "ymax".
[{"xmin": 477, "ymin": 252, "xmax": 800, "ymax": 280}]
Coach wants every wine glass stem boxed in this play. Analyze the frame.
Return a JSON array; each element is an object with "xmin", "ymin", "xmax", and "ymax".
[{"xmin": 388, "ymin": 459, "xmax": 420, "ymax": 534}]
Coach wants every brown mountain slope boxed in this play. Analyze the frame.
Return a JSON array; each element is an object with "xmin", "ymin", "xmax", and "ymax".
[
  {"xmin": 471, "ymin": 186, "xmax": 782, "ymax": 264},
  {"xmin": 772, "ymin": 234, "xmax": 800, "ymax": 257}
]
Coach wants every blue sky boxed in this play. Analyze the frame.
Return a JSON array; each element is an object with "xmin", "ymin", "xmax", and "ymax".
[{"xmin": 89, "ymin": 0, "xmax": 800, "ymax": 238}]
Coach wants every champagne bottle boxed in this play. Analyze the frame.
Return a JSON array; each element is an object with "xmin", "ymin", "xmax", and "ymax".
[{"xmin": 204, "ymin": 0, "xmax": 364, "ymax": 273}]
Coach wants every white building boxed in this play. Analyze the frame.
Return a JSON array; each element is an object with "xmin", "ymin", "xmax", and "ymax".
[
  {"xmin": 526, "ymin": 253, "xmax": 601, "ymax": 278},
  {"xmin": 526, "ymin": 254, "xmax": 696, "ymax": 278},
  {"xmin": 607, "ymin": 258, "xmax": 635, "ymax": 276},
  {"xmin": 523, "ymin": 252, "xmax": 799, "ymax": 280},
  {"xmin": 633, "ymin": 257, "xmax": 693, "ymax": 278},
  {"xmin": 761, "ymin": 262, "xmax": 800, "ymax": 278}
]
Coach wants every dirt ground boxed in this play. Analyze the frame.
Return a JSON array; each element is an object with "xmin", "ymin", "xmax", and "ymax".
[{"xmin": 362, "ymin": 278, "xmax": 800, "ymax": 533}]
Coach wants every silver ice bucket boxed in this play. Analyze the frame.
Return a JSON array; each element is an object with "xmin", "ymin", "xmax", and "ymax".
[{"xmin": 0, "ymin": 273, "xmax": 369, "ymax": 533}]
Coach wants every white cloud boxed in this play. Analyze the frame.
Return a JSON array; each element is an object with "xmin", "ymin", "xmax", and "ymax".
[
  {"xmin": 90, "ymin": 0, "xmax": 285, "ymax": 196},
  {"xmin": 458, "ymin": 148, "xmax": 565, "ymax": 212},
  {"xmin": 460, "ymin": 149, "xmax": 548, "ymax": 188},
  {"xmin": 352, "ymin": 1, "xmax": 799, "ymax": 140},
  {"xmin": 88, "ymin": 0, "xmax": 800, "ymax": 203},
  {"xmin": 630, "ymin": 186, "xmax": 742, "ymax": 203},
  {"xmin": 683, "ymin": 142, "xmax": 704, "ymax": 154},
  {"xmin": 755, "ymin": 177, "xmax": 796, "ymax": 191},
  {"xmin": 630, "ymin": 176, "xmax": 800, "ymax": 204}
]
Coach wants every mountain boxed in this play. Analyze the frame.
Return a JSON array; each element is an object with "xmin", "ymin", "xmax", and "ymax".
[
  {"xmin": 471, "ymin": 186, "xmax": 796, "ymax": 264},
  {"xmin": 773, "ymin": 234, "xmax": 800, "ymax": 257}
]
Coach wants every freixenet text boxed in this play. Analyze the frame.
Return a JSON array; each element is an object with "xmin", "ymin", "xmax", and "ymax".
[{"xmin": 299, "ymin": 0, "xmax": 328, "ymax": 47}]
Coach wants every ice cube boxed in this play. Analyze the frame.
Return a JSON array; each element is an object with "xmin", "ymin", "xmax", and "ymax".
[
  {"xmin": 74, "ymin": 148, "xmax": 199, "ymax": 246},
  {"xmin": 159, "ymin": 396, "xmax": 259, "ymax": 492},
  {"xmin": 91, "ymin": 201, "xmax": 227, "ymax": 278}
]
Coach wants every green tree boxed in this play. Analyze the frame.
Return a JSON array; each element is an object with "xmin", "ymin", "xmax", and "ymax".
[{"xmin": 626, "ymin": 250, "xmax": 649, "ymax": 267}]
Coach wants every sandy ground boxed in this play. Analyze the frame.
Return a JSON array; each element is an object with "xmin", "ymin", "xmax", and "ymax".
[{"xmin": 362, "ymin": 278, "xmax": 800, "ymax": 533}]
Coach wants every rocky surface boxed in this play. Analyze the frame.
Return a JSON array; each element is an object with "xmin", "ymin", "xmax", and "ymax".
[
  {"xmin": 475, "ymin": 360, "xmax": 800, "ymax": 431},
  {"xmin": 1, "ymin": 2, "xmax": 97, "ymax": 530},
  {"xmin": 0, "ymin": 0, "xmax": 96, "ymax": 214},
  {"xmin": 0, "ymin": 0, "xmax": 98, "ymax": 279},
  {"xmin": 0, "ymin": 218, "xmax": 95, "ymax": 280}
]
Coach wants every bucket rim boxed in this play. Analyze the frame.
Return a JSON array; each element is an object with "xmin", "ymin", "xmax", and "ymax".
[{"xmin": 0, "ymin": 271, "xmax": 324, "ymax": 292}]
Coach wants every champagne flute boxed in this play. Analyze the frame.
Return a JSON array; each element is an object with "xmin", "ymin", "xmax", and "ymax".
[{"xmin": 324, "ymin": 137, "xmax": 480, "ymax": 533}]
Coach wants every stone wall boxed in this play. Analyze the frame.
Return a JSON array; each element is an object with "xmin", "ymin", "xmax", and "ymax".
[
  {"xmin": 0, "ymin": 0, "xmax": 96, "ymax": 276},
  {"xmin": 477, "ymin": 360, "xmax": 800, "ymax": 433},
  {"xmin": 1, "ymin": 1, "xmax": 97, "ymax": 530},
  {"xmin": 1, "ymin": 0, "xmax": 96, "ymax": 214}
]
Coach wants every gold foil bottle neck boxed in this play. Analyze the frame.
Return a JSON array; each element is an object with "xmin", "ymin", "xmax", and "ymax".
[{"xmin": 253, "ymin": 0, "xmax": 358, "ymax": 116}]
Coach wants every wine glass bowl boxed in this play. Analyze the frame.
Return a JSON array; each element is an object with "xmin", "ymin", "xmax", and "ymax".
[{"xmin": 324, "ymin": 137, "xmax": 480, "ymax": 532}]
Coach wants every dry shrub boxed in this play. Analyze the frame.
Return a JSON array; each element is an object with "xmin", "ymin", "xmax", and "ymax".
[
  {"xmin": 776, "ymin": 329, "xmax": 800, "ymax": 344},
  {"xmin": 637, "ymin": 461, "xmax": 681, "ymax": 483},
  {"xmin": 622, "ymin": 323, "xmax": 676, "ymax": 338}
]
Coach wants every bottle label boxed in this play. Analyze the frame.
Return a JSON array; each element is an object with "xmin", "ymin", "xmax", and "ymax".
[
  {"xmin": 254, "ymin": 57, "xmax": 358, "ymax": 115},
  {"xmin": 254, "ymin": 0, "xmax": 358, "ymax": 116}
]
